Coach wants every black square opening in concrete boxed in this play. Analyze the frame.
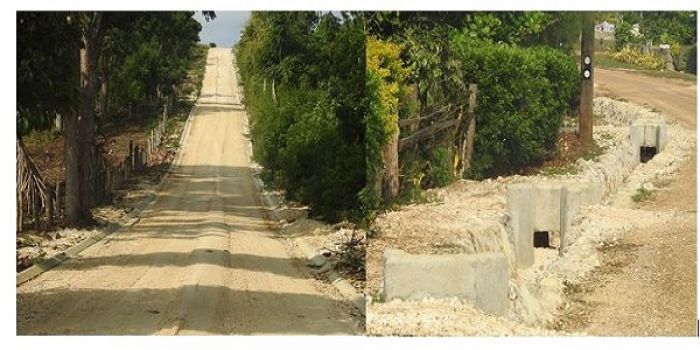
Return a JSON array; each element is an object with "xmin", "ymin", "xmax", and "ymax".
[
  {"xmin": 533, "ymin": 231, "xmax": 550, "ymax": 248},
  {"xmin": 640, "ymin": 146, "xmax": 657, "ymax": 163}
]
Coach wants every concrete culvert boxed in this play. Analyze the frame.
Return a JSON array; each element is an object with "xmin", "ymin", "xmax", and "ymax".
[
  {"xmin": 640, "ymin": 146, "xmax": 657, "ymax": 163},
  {"xmin": 533, "ymin": 231, "xmax": 550, "ymax": 248}
]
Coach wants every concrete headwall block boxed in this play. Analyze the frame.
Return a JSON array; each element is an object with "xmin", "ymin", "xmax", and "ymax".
[
  {"xmin": 573, "ymin": 181, "xmax": 603, "ymax": 207},
  {"xmin": 657, "ymin": 123, "xmax": 668, "ymax": 151},
  {"xmin": 630, "ymin": 120, "xmax": 668, "ymax": 153},
  {"xmin": 559, "ymin": 186, "xmax": 582, "ymax": 255},
  {"xmin": 382, "ymin": 249, "xmax": 509, "ymax": 316},
  {"xmin": 533, "ymin": 183, "xmax": 561, "ymax": 232},
  {"xmin": 506, "ymin": 183, "xmax": 534, "ymax": 268},
  {"xmin": 630, "ymin": 122, "xmax": 645, "ymax": 150},
  {"xmin": 383, "ymin": 249, "xmax": 476, "ymax": 300},
  {"xmin": 644, "ymin": 123, "xmax": 659, "ymax": 147},
  {"xmin": 473, "ymin": 254, "xmax": 509, "ymax": 316}
]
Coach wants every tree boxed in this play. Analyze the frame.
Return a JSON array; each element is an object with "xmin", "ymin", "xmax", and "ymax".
[
  {"xmin": 16, "ymin": 12, "xmax": 80, "ymax": 135},
  {"xmin": 18, "ymin": 11, "xmax": 207, "ymax": 226}
]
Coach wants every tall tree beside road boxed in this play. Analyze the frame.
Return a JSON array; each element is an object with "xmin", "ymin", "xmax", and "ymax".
[{"xmin": 17, "ymin": 11, "xmax": 207, "ymax": 226}]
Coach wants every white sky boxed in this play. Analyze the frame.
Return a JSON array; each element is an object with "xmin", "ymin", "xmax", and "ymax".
[{"xmin": 193, "ymin": 11, "xmax": 251, "ymax": 48}]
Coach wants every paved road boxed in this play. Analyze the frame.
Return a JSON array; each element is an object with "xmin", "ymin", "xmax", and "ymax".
[
  {"xmin": 596, "ymin": 68, "xmax": 697, "ymax": 128},
  {"xmin": 16, "ymin": 48, "xmax": 356, "ymax": 335}
]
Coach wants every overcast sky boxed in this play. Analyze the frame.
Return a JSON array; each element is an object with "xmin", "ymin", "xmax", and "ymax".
[{"xmin": 193, "ymin": 11, "xmax": 251, "ymax": 48}]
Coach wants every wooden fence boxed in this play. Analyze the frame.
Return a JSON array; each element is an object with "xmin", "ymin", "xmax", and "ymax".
[
  {"xmin": 379, "ymin": 83, "xmax": 478, "ymax": 202},
  {"xmin": 17, "ymin": 102, "xmax": 174, "ymax": 232}
]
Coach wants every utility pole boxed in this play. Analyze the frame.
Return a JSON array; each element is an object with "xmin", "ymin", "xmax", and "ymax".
[{"xmin": 579, "ymin": 12, "xmax": 595, "ymax": 146}]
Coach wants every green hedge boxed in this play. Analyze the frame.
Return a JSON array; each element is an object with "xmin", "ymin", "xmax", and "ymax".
[
  {"xmin": 450, "ymin": 37, "xmax": 580, "ymax": 178},
  {"xmin": 236, "ymin": 13, "xmax": 365, "ymax": 222},
  {"xmin": 687, "ymin": 45, "xmax": 697, "ymax": 74}
]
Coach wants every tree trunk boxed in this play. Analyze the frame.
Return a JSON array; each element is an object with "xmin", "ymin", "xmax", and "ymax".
[
  {"xmin": 65, "ymin": 12, "xmax": 103, "ymax": 226},
  {"xmin": 63, "ymin": 108, "xmax": 83, "ymax": 223},
  {"xmin": 382, "ymin": 127, "xmax": 399, "ymax": 203}
]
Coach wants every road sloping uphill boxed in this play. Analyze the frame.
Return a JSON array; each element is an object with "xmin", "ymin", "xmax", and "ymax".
[{"xmin": 16, "ymin": 48, "xmax": 357, "ymax": 335}]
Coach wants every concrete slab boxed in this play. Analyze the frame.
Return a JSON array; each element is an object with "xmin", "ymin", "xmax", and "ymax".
[
  {"xmin": 533, "ymin": 183, "xmax": 562, "ymax": 232},
  {"xmin": 657, "ymin": 123, "xmax": 668, "ymax": 151},
  {"xmin": 506, "ymin": 183, "xmax": 535, "ymax": 268},
  {"xmin": 574, "ymin": 181, "xmax": 603, "ymax": 207},
  {"xmin": 560, "ymin": 186, "xmax": 582, "ymax": 255},
  {"xmin": 383, "ymin": 249, "xmax": 477, "ymax": 300},
  {"xmin": 383, "ymin": 249, "xmax": 509, "ymax": 316},
  {"xmin": 631, "ymin": 120, "xmax": 668, "ymax": 154}
]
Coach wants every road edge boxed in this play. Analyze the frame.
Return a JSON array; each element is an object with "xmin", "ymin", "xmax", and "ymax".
[
  {"xmin": 16, "ymin": 98, "xmax": 199, "ymax": 286},
  {"xmin": 238, "ymin": 83, "xmax": 366, "ymax": 316}
]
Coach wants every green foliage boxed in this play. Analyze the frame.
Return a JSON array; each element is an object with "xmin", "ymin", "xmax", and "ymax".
[
  {"xmin": 101, "ymin": 12, "xmax": 203, "ymax": 121},
  {"xmin": 427, "ymin": 146, "xmax": 454, "ymax": 187},
  {"xmin": 16, "ymin": 12, "xmax": 204, "ymax": 136},
  {"xmin": 536, "ymin": 12, "xmax": 581, "ymax": 52},
  {"xmin": 17, "ymin": 12, "xmax": 80, "ymax": 135},
  {"xmin": 632, "ymin": 187, "xmax": 654, "ymax": 203},
  {"xmin": 610, "ymin": 47, "xmax": 665, "ymax": 70},
  {"xmin": 450, "ymin": 37, "xmax": 580, "ymax": 178},
  {"xmin": 236, "ymin": 12, "xmax": 365, "ymax": 222},
  {"xmin": 614, "ymin": 21, "xmax": 640, "ymax": 49},
  {"xmin": 614, "ymin": 12, "xmax": 696, "ymax": 47},
  {"xmin": 361, "ymin": 37, "xmax": 409, "ymax": 213},
  {"xmin": 686, "ymin": 46, "xmax": 697, "ymax": 74}
]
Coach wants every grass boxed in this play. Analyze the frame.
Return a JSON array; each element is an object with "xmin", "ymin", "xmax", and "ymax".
[
  {"xmin": 23, "ymin": 129, "xmax": 60, "ymax": 146},
  {"xmin": 540, "ymin": 164, "xmax": 579, "ymax": 176},
  {"xmin": 371, "ymin": 291, "xmax": 385, "ymax": 303},
  {"xmin": 631, "ymin": 187, "xmax": 655, "ymax": 203},
  {"xmin": 596, "ymin": 52, "xmax": 697, "ymax": 83}
]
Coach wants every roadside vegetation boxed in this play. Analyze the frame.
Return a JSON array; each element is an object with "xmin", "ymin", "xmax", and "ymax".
[
  {"xmin": 363, "ymin": 12, "xmax": 582, "ymax": 216},
  {"xmin": 17, "ymin": 12, "xmax": 211, "ymax": 228},
  {"xmin": 235, "ymin": 12, "xmax": 365, "ymax": 222},
  {"xmin": 600, "ymin": 12, "xmax": 696, "ymax": 77}
]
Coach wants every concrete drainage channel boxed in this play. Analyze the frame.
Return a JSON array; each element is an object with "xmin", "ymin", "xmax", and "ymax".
[{"xmin": 379, "ymin": 96, "xmax": 685, "ymax": 325}]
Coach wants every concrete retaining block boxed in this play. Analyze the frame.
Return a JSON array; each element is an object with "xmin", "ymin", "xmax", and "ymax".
[
  {"xmin": 506, "ymin": 183, "xmax": 535, "ymax": 267},
  {"xmin": 559, "ymin": 185, "xmax": 582, "ymax": 255},
  {"xmin": 533, "ymin": 183, "xmax": 561, "ymax": 232},
  {"xmin": 506, "ymin": 181, "xmax": 603, "ymax": 266},
  {"xmin": 383, "ymin": 249, "xmax": 509, "ymax": 316},
  {"xmin": 631, "ymin": 120, "xmax": 668, "ymax": 154}
]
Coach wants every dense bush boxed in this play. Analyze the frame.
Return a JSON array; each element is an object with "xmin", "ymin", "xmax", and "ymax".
[
  {"xmin": 686, "ymin": 45, "xmax": 697, "ymax": 74},
  {"xmin": 236, "ymin": 12, "xmax": 365, "ymax": 221},
  {"xmin": 361, "ymin": 37, "xmax": 409, "ymax": 213},
  {"xmin": 610, "ymin": 46, "xmax": 666, "ymax": 70},
  {"xmin": 449, "ymin": 36, "xmax": 579, "ymax": 178}
]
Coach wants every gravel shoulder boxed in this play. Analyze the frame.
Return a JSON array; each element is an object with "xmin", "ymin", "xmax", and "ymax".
[
  {"xmin": 556, "ymin": 156, "xmax": 697, "ymax": 336},
  {"xmin": 553, "ymin": 68, "xmax": 697, "ymax": 336}
]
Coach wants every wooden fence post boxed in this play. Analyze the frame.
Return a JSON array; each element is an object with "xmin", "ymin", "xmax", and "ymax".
[
  {"xmin": 129, "ymin": 139, "xmax": 135, "ymax": 175},
  {"xmin": 46, "ymin": 189, "xmax": 54, "ymax": 228},
  {"xmin": 382, "ymin": 120, "xmax": 400, "ymax": 203},
  {"xmin": 459, "ymin": 84, "xmax": 478, "ymax": 177},
  {"xmin": 54, "ymin": 182, "xmax": 61, "ymax": 221}
]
